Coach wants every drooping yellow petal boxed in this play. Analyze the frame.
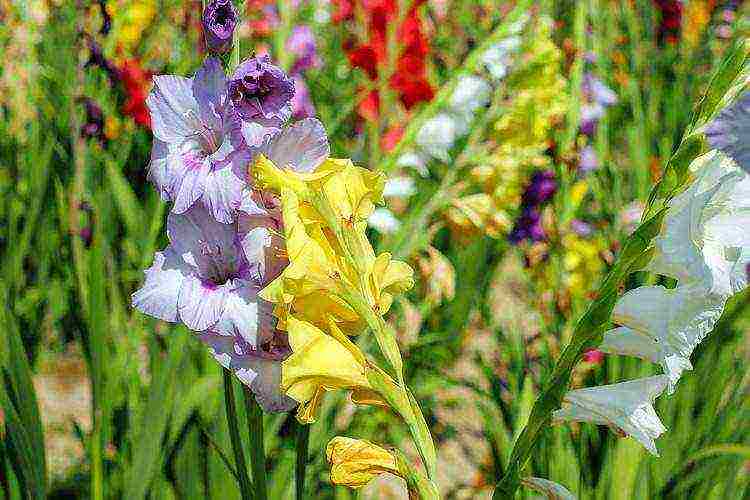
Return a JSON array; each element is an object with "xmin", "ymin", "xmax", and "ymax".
[
  {"xmin": 325, "ymin": 437, "xmax": 401, "ymax": 489},
  {"xmin": 281, "ymin": 317, "xmax": 370, "ymax": 422}
]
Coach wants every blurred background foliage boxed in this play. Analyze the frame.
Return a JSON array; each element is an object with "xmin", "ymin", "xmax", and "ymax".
[{"xmin": 0, "ymin": 0, "xmax": 748, "ymax": 498}]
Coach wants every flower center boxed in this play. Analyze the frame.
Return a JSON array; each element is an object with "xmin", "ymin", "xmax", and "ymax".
[
  {"xmin": 198, "ymin": 239, "xmax": 237, "ymax": 284},
  {"xmin": 214, "ymin": 6, "xmax": 231, "ymax": 28}
]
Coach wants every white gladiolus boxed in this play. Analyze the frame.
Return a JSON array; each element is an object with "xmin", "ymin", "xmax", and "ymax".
[
  {"xmin": 648, "ymin": 150, "xmax": 750, "ymax": 297},
  {"xmin": 521, "ymin": 477, "xmax": 576, "ymax": 500},
  {"xmin": 383, "ymin": 176, "xmax": 417, "ymax": 198},
  {"xmin": 416, "ymin": 113, "xmax": 459, "ymax": 162},
  {"xmin": 599, "ymin": 284, "xmax": 726, "ymax": 392},
  {"xmin": 368, "ymin": 208, "xmax": 401, "ymax": 235},
  {"xmin": 553, "ymin": 376, "xmax": 669, "ymax": 456}
]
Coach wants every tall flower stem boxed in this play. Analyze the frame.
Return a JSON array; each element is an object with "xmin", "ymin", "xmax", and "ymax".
[
  {"xmin": 223, "ymin": 370, "xmax": 254, "ymax": 500},
  {"xmin": 242, "ymin": 388, "xmax": 268, "ymax": 500},
  {"xmin": 295, "ymin": 422, "xmax": 310, "ymax": 500}
]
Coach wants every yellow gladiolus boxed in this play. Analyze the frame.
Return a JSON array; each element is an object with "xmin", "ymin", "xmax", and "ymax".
[{"xmin": 325, "ymin": 437, "xmax": 401, "ymax": 488}]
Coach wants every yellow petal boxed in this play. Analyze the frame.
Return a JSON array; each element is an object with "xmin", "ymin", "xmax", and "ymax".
[
  {"xmin": 326, "ymin": 437, "xmax": 401, "ymax": 488},
  {"xmin": 281, "ymin": 317, "xmax": 370, "ymax": 418}
]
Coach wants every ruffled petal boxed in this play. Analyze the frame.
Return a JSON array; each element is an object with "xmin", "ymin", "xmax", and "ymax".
[
  {"xmin": 553, "ymin": 376, "xmax": 669, "ymax": 456},
  {"xmin": 177, "ymin": 276, "xmax": 229, "ymax": 331},
  {"xmin": 147, "ymin": 75, "xmax": 198, "ymax": 143},
  {"xmin": 260, "ymin": 118, "xmax": 330, "ymax": 173},
  {"xmin": 131, "ymin": 247, "xmax": 189, "ymax": 322}
]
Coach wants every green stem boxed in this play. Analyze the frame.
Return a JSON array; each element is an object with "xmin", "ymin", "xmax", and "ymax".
[
  {"xmin": 223, "ymin": 370, "xmax": 254, "ymax": 500},
  {"xmin": 242, "ymin": 388, "xmax": 267, "ymax": 500},
  {"xmin": 295, "ymin": 422, "xmax": 310, "ymax": 500}
]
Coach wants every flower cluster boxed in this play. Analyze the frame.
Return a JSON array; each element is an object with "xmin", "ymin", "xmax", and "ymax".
[
  {"xmin": 552, "ymin": 92, "xmax": 750, "ymax": 456},
  {"xmin": 338, "ymin": 0, "xmax": 434, "ymax": 121},
  {"xmin": 445, "ymin": 19, "xmax": 569, "ymax": 242},
  {"xmin": 132, "ymin": 49, "xmax": 339, "ymax": 411},
  {"xmin": 251, "ymin": 136, "xmax": 439, "ymax": 497}
]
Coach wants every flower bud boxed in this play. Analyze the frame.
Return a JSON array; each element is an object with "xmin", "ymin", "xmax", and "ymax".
[{"xmin": 202, "ymin": 0, "xmax": 239, "ymax": 55}]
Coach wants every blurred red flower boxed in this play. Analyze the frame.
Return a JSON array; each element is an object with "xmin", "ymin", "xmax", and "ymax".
[
  {"xmin": 118, "ymin": 58, "xmax": 152, "ymax": 129},
  {"xmin": 337, "ymin": 0, "xmax": 434, "ymax": 120}
]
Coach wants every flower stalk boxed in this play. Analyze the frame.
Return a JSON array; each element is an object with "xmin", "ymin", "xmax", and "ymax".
[
  {"xmin": 223, "ymin": 370, "xmax": 254, "ymax": 500},
  {"xmin": 493, "ymin": 39, "xmax": 749, "ymax": 498}
]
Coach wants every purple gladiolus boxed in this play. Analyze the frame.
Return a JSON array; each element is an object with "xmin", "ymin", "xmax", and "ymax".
[
  {"xmin": 132, "ymin": 205, "xmax": 270, "ymax": 338},
  {"xmin": 705, "ymin": 91, "xmax": 750, "ymax": 174},
  {"xmin": 522, "ymin": 170, "xmax": 557, "ymax": 206},
  {"xmin": 287, "ymin": 25, "xmax": 320, "ymax": 74},
  {"xmin": 571, "ymin": 219, "xmax": 593, "ymax": 237},
  {"xmin": 229, "ymin": 56, "xmax": 295, "ymax": 126},
  {"xmin": 582, "ymin": 73, "xmax": 618, "ymax": 107},
  {"xmin": 291, "ymin": 76, "xmax": 316, "ymax": 120},
  {"xmin": 146, "ymin": 57, "xmax": 255, "ymax": 223},
  {"xmin": 202, "ymin": 0, "xmax": 239, "ymax": 54},
  {"xmin": 510, "ymin": 207, "xmax": 545, "ymax": 243}
]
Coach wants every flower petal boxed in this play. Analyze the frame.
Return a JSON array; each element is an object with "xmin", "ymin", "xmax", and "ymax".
[
  {"xmin": 132, "ymin": 247, "xmax": 189, "ymax": 322},
  {"xmin": 177, "ymin": 276, "xmax": 229, "ymax": 331},
  {"xmin": 260, "ymin": 118, "xmax": 330, "ymax": 173},
  {"xmin": 202, "ymin": 165, "xmax": 245, "ymax": 223},
  {"xmin": 147, "ymin": 74, "xmax": 199, "ymax": 143}
]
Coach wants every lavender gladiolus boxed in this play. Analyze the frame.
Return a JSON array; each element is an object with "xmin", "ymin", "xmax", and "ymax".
[
  {"xmin": 132, "ymin": 205, "xmax": 270, "ymax": 340},
  {"xmin": 147, "ymin": 57, "xmax": 252, "ymax": 223},
  {"xmin": 291, "ymin": 76, "xmax": 316, "ymax": 120},
  {"xmin": 579, "ymin": 145, "xmax": 599, "ymax": 173},
  {"xmin": 229, "ymin": 56, "xmax": 295, "ymax": 126},
  {"xmin": 202, "ymin": 0, "xmax": 239, "ymax": 54},
  {"xmin": 287, "ymin": 25, "xmax": 320, "ymax": 75}
]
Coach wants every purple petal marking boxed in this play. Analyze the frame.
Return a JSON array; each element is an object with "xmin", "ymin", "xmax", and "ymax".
[{"xmin": 177, "ymin": 276, "xmax": 229, "ymax": 331}]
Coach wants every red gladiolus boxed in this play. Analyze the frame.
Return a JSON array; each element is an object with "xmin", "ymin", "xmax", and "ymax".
[
  {"xmin": 338, "ymin": 0, "xmax": 434, "ymax": 120},
  {"xmin": 118, "ymin": 58, "xmax": 152, "ymax": 128}
]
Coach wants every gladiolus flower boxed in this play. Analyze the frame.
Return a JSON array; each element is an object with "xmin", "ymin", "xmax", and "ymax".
[
  {"xmin": 146, "ymin": 57, "xmax": 251, "ymax": 223},
  {"xmin": 553, "ymin": 376, "xmax": 669, "ymax": 456},
  {"xmin": 228, "ymin": 55, "xmax": 294, "ymax": 126},
  {"xmin": 600, "ymin": 284, "xmax": 725, "ymax": 392},
  {"xmin": 325, "ymin": 437, "xmax": 401, "ymax": 488},
  {"xmin": 647, "ymin": 150, "xmax": 750, "ymax": 297},
  {"xmin": 521, "ymin": 477, "xmax": 576, "ymax": 500},
  {"xmin": 281, "ymin": 317, "xmax": 371, "ymax": 422},
  {"xmin": 132, "ymin": 205, "xmax": 270, "ymax": 338},
  {"xmin": 202, "ymin": 0, "xmax": 239, "ymax": 54}
]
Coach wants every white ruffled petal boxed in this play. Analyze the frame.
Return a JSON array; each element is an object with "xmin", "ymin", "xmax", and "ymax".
[
  {"xmin": 649, "ymin": 150, "xmax": 750, "ymax": 297},
  {"xmin": 553, "ymin": 376, "xmax": 669, "ymax": 456},
  {"xmin": 131, "ymin": 247, "xmax": 189, "ymax": 322},
  {"xmin": 601, "ymin": 284, "xmax": 726, "ymax": 392}
]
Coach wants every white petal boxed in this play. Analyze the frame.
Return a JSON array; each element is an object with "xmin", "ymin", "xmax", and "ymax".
[
  {"xmin": 396, "ymin": 151, "xmax": 429, "ymax": 177},
  {"xmin": 521, "ymin": 477, "xmax": 576, "ymax": 500},
  {"xmin": 147, "ymin": 75, "xmax": 199, "ymax": 144},
  {"xmin": 212, "ymin": 280, "xmax": 260, "ymax": 345},
  {"xmin": 198, "ymin": 332, "xmax": 296, "ymax": 412},
  {"xmin": 260, "ymin": 118, "xmax": 330, "ymax": 173},
  {"xmin": 602, "ymin": 284, "xmax": 727, "ymax": 392},
  {"xmin": 649, "ymin": 150, "xmax": 750, "ymax": 297},
  {"xmin": 448, "ymin": 75, "xmax": 491, "ymax": 116},
  {"xmin": 171, "ymin": 154, "xmax": 210, "ymax": 215},
  {"xmin": 131, "ymin": 247, "xmax": 188, "ymax": 322},
  {"xmin": 383, "ymin": 176, "xmax": 416, "ymax": 198},
  {"xmin": 368, "ymin": 208, "xmax": 401, "ymax": 234},
  {"xmin": 417, "ymin": 113, "xmax": 457, "ymax": 162},
  {"xmin": 553, "ymin": 376, "xmax": 669, "ymax": 456},
  {"xmin": 177, "ymin": 276, "xmax": 229, "ymax": 331},
  {"xmin": 202, "ymin": 166, "xmax": 245, "ymax": 224}
]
